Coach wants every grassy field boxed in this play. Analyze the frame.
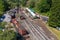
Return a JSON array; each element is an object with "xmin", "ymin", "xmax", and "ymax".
[{"xmin": 47, "ymin": 26, "xmax": 60, "ymax": 40}]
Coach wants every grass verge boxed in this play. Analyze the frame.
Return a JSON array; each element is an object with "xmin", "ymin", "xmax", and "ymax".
[{"xmin": 47, "ymin": 25, "xmax": 60, "ymax": 40}]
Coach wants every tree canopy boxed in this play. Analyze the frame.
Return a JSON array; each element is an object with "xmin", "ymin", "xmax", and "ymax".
[
  {"xmin": 0, "ymin": 0, "xmax": 4, "ymax": 16},
  {"xmin": 48, "ymin": 0, "xmax": 60, "ymax": 27},
  {"xmin": 0, "ymin": 30, "xmax": 16, "ymax": 40}
]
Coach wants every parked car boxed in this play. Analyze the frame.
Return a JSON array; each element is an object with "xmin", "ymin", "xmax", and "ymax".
[
  {"xmin": 0, "ymin": 18, "xmax": 3, "ymax": 22},
  {"xmin": 56, "ymin": 27, "xmax": 60, "ymax": 30},
  {"xmin": 0, "ymin": 15, "xmax": 5, "ymax": 22}
]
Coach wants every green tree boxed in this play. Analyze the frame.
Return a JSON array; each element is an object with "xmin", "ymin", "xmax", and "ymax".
[
  {"xmin": 0, "ymin": 30, "xmax": 16, "ymax": 40},
  {"xmin": 20, "ymin": 0, "xmax": 28, "ymax": 6},
  {"xmin": 6, "ymin": 0, "xmax": 18, "ymax": 9},
  {"xmin": 27, "ymin": 0, "xmax": 35, "ymax": 8},
  {"xmin": 0, "ymin": 22, "xmax": 7, "ymax": 29},
  {"xmin": 35, "ymin": 0, "xmax": 52, "ymax": 13},
  {"xmin": 3, "ymin": 0, "xmax": 10, "ymax": 11},
  {"xmin": 49, "ymin": 0, "xmax": 60, "ymax": 27},
  {"xmin": 0, "ymin": 0, "xmax": 4, "ymax": 16}
]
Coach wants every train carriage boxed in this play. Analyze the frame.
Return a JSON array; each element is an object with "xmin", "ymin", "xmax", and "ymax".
[{"xmin": 25, "ymin": 8, "xmax": 40, "ymax": 19}]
